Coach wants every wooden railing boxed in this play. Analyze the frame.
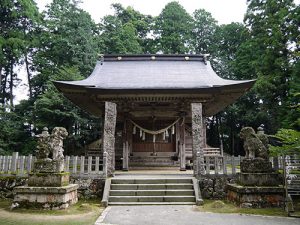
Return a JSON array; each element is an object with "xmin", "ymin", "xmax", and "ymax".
[
  {"xmin": 0, "ymin": 152, "xmax": 107, "ymax": 178},
  {"xmin": 0, "ymin": 152, "xmax": 283, "ymax": 177}
]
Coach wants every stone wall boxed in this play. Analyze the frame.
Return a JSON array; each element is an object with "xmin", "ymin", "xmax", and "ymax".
[
  {"xmin": 71, "ymin": 178, "xmax": 105, "ymax": 199},
  {"xmin": 0, "ymin": 177, "xmax": 27, "ymax": 199},
  {"xmin": 199, "ymin": 174, "xmax": 237, "ymax": 199},
  {"xmin": 0, "ymin": 176, "xmax": 105, "ymax": 200}
]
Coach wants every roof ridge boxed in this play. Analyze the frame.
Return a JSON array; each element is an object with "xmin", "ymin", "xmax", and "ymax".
[{"xmin": 102, "ymin": 54, "xmax": 208, "ymax": 62}]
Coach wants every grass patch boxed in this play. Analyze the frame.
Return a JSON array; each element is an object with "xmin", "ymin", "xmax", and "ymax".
[
  {"xmin": 0, "ymin": 198, "xmax": 103, "ymax": 225},
  {"xmin": 197, "ymin": 200, "xmax": 287, "ymax": 217}
]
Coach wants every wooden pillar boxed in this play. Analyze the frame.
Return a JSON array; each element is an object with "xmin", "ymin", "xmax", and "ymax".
[
  {"xmin": 102, "ymin": 102, "xmax": 117, "ymax": 177},
  {"xmin": 122, "ymin": 119, "xmax": 129, "ymax": 171},
  {"xmin": 179, "ymin": 119, "xmax": 186, "ymax": 171},
  {"xmin": 175, "ymin": 122, "xmax": 180, "ymax": 155},
  {"xmin": 202, "ymin": 117, "xmax": 207, "ymax": 148},
  {"xmin": 191, "ymin": 103, "xmax": 205, "ymax": 176}
]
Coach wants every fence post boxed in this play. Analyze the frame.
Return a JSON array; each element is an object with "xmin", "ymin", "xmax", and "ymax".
[
  {"xmin": 231, "ymin": 155, "xmax": 236, "ymax": 174},
  {"xmin": 27, "ymin": 154, "xmax": 33, "ymax": 173},
  {"xmin": 19, "ymin": 156, "xmax": 25, "ymax": 175},
  {"xmin": 11, "ymin": 152, "xmax": 19, "ymax": 173},
  {"xmin": 273, "ymin": 156, "xmax": 279, "ymax": 171},
  {"xmin": 223, "ymin": 156, "xmax": 227, "ymax": 174},
  {"xmin": 95, "ymin": 156, "xmax": 100, "ymax": 173},
  {"xmin": 88, "ymin": 156, "xmax": 92, "ymax": 174},
  {"xmin": 0, "ymin": 155, "xmax": 3, "ymax": 171},
  {"xmin": 103, "ymin": 151, "xmax": 107, "ymax": 177},
  {"xmin": 65, "ymin": 156, "xmax": 70, "ymax": 172},
  {"xmin": 80, "ymin": 156, "xmax": 85, "ymax": 175},
  {"xmin": 4, "ymin": 156, "xmax": 9, "ymax": 173},
  {"xmin": 72, "ymin": 156, "xmax": 78, "ymax": 174},
  {"xmin": 205, "ymin": 156, "xmax": 210, "ymax": 174},
  {"xmin": 180, "ymin": 143, "xmax": 186, "ymax": 171},
  {"xmin": 214, "ymin": 156, "xmax": 219, "ymax": 175}
]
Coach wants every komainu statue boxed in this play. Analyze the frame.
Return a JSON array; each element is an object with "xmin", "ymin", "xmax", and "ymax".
[
  {"xmin": 239, "ymin": 127, "xmax": 269, "ymax": 160},
  {"xmin": 34, "ymin": 127, "xmax": 68, "ymax": 173},
  {"xmin": 240, "ymin": 126, "xmax": 272, "ymax": 173},
  {"xmin": 35, "ymin": 127, "xmax": 51, "ymax": 160}
]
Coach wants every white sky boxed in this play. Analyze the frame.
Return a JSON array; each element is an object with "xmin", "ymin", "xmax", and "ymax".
[{"xmin": 36, "ymin": 0, "xmax": 248, "ymax": 25}]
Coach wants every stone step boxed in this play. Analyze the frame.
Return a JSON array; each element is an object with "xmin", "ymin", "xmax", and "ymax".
[
  {"xmin": 109, "ymin": 196, "xmax": 196, "ymax": 202},
  {"xmin": 111, "ymin": 178, "xmax": 193, "ymax": 184},
  {"xmin": 109, "ymin": 202, "xmax": 196, "ymax": 205},
  {"xmin": 110, "ymin": 189, "xmax": 195, "ymax": 196},
  {"xmin": 111, "ymin": 183, "xmax": 194, "ymax": 190}
]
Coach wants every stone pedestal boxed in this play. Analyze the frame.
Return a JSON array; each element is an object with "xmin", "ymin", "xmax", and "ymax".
[
  {"xmin": 240, "ymin": 158, "xmax": 272, "ymax": 173},
  {"xmin": 227, "ymin": 158, "xmax": 284, "ymax": 208},
  {"xmin": 227, "ymin": 184, "xmax": 284, "ymax": 208},
  {"xmin": 13, "ymin": 184, "xmax": 78, "ymax": 209},
  {"xmin": 28, "ymin": 173, "xmax": 70, "ymax": 187},
  {"xmin": 13, "ymin": 173, "xmax": 78, "ymax": 210}
]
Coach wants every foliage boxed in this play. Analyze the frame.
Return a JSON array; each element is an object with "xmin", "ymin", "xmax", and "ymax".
[
  {"xmin": 0, "ymin": 0, "xmax": 40, "ymax": 106},
  {"xmin": 0, "ymin": 0, "xmax": 299, "ymax": 156},
  {"xmin": 34, "ymin": 66, "xmax": 101, "ymax": 155},
  {"xmin": 243, "ymin": 0, "xmax": 298, "ymax": 133},
  {"xmin": 154, "ymin": 1, "xmax": 193, "ymax": 53},
  {"xmin": 192, "ymin": 9, "xmax": 217, "ymax": 54},
  {"xmin": 269, "ymin": 129, "xmax": 300, "ymax": 156}
]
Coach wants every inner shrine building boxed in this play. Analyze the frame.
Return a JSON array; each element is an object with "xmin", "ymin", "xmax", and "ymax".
[{"xmin": 54, "ymin": 54, "xmax": 255, "ymax": 176}]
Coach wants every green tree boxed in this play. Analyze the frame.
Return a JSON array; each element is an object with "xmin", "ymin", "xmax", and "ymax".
[
  {"xmin": 0, "ymin": 0, "xmax": 40, "ymax": 107},
  {"xmin": 34, "ymin": 66, "xmax": 101, "ymax": 155},
  {"xmin": 32, "ymin": 0, "xmax": 101, "ymax": 97},
  {"xmin": 243, "ymin": 0, "xmax": 298, "ymax": 132},
  {"xmin": 100, "ymin": 15, "xmax": 142, "ymax": 54},
  {"xmin": 192, "ymin": 9, "xmax": 217, "ymax": 54},
  {"xmin": 154, "ymin": 1, "xmax": 193, "ymax": 53},
  {"xmin": 269, "ymin": 129, "xmax": 300, "ymax": 156}
]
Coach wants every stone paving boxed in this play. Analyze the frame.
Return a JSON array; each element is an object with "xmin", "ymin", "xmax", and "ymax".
[{"xmin": 95, "ymin": 205, "xmax": 300, "ymax": 225}]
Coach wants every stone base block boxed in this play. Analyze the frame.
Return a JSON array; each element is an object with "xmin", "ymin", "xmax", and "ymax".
[
  {"xmin": 238, "ymin": 173, "xmax": 282, "ymax": 186},
  {"xmin": 227, "ymin": 183, "xmax": 284, "ymax": 208},
  {"xmin": 28, "ymin": 172, "xmax": 70, "ymax": 187},
  {"xmin": 34, "ymin": 159, "xmax": 64, "ymax": 173},
  {"xmin": 240, "ymin": 158, "xmax": 272, "ymax": 173},
  {"xmin": 13, "ymin": 184, "xmax": 78, "ymax": 210}
]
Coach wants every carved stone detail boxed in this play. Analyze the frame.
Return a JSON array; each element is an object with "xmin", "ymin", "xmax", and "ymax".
[
  {"xmin": 102, "ymin": 102, "xmax": 117, "ymax": 177},
  {"xmin": 191, "ymin": 103, "xmax": 205, "ymax": 176},
  {"xmin": 34, "ymin": 127, "xmax": 68, "ymax": 173}
]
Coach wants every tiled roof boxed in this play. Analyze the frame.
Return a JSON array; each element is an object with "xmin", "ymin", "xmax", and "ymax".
[{"xmin": 54, "ymin": 54, "xmax": 254, "ymax": 90}]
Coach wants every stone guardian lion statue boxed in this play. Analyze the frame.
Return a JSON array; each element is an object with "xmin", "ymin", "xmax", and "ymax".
[{"xmin": 239, "ymin": 127, "xmax": 268, "ymax": 160}]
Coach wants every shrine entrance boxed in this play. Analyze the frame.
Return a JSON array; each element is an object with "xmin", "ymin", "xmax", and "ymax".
[{"xmin": 54, "ymin": 54, "xmax": 255, "ymax": 177}]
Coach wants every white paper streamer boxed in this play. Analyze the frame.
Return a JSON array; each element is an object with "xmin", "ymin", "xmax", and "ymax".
[
  {"xmin": 142, "ymin": 132, "xmax": 146, "ymax": 140},
  {"xmin": 133, "ymin": 125, "xmax": 136, "ymax": 134}
]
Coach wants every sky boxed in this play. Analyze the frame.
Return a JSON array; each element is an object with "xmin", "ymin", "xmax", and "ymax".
[{"xmin": 36, "ymin": 0, "xmax": 248, "ymax": 25}]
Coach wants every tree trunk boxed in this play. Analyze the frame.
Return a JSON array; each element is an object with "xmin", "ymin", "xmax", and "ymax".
[
  {"xmin": 2, "ymin": 69, "xmax": 8, "ymax": 106},
  {"xmin": 24, "ymin": 53, "xmax": 33, "ymax": 98},
  {"xmin": 0, "ymin": 65, "xmax": 2, "ymax": 105},
  {"xmin": 9, "ymin": 62, "xmax": 14, "ymax": 108}
]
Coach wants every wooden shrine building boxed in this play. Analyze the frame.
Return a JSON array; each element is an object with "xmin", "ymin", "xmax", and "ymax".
[{"xmin": 54, "ymin": 54, "xmax": 255, "ymax": 177}]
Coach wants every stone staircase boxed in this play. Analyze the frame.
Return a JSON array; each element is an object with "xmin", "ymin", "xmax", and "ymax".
[
  {"xmin": 129, "ymin": 156, "xmax": 180, "ymax": 168},
  {"xmin": 102, "ymin": 177, "xmax": 202, "ymax": 205}
]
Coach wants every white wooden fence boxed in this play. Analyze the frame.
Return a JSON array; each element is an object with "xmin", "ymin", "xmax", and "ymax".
[
  {"xmin": 0, "ymin": 152, "xmax": 282, "ymax": 177},
  {"xmin": 0, "ymin": 152, "xmax": 107, "ymax": 178}
]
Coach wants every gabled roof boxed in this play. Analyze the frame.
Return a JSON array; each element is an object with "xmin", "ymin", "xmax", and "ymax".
[
  {"xmin": 54, "ymin": 54, "xmax": 255, "ymax": 117},
  {"xmin": 54, "ymin": 54, "xmax": 254, "ymax": 90}
]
